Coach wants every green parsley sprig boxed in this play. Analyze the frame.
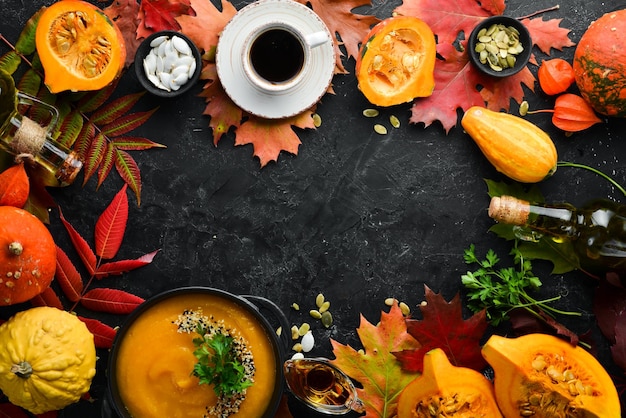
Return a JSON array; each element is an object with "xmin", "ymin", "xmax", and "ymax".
[
  {"xmin": 192, "ymin": 324, "xmax": 253, "ymax": 396},
  {"xmin": 461, "ymin": 243, "xmax": 581, "ymax": 326}
]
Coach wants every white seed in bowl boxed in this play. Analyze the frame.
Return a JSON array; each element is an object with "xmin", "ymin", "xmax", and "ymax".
[{"xmin": 143, "ymin": 35, "xmax": 197, "ymax": 92}]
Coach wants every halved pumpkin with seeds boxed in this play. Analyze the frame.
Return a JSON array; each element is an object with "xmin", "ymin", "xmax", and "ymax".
[{"xmin": 36, "ymin": 0, "xmax": 126, "ymax": 93}]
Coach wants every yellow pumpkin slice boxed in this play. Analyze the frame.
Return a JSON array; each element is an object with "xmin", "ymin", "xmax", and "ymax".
[
  {"xmin": 355, "ymin": 16, "xmax": 436, "ymax": 107},
  {"xmin": 36, "ymin": 0, "xmax": 126, "ymax": 93}
]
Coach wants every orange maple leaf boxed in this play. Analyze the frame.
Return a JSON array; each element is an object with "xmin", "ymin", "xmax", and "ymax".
[
  {"xmin": 301, "ymin": 0, "xmax": 379, "ymax": 74},
  {"xmin": 177, "ymin": 0, "xmax": 237, "ymax": 53},
  {"xmin": 198, "ymin": 63, "xmax": 243, "ymax": 143},
  {"xmin": 330, "ymin": 303, "xmax": 421, "ymax": 418},
  {"xmin": 234, "ymin": 111, "xmax": 316, "ymax": 167}
]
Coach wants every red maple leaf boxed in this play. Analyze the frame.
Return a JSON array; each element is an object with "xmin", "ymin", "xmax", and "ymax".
[
  {"xmin": 138, "ymin": 0, "xmax": 192, "ymax": 37},
  {"xmin": 395, "ymin": 0, "xmax": 575, "ymax": 132},
  {"xmin": 393, "ymin": 285, "xmax": 488, "ymax": 372},
  {"xmin": 104, "ymin": 0, "xmax": 142, "ymax": 67}
]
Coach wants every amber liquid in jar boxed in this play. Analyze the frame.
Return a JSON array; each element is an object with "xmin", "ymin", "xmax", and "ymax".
[{"xmin": 284, "ymin": 358, "xmax": 364, "ymax": 414}]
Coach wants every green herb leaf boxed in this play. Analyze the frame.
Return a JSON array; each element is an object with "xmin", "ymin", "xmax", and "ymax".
[
  {"xmin": 461, "ymin": 244, "xmax": 581, "ymax": 326},
  {"xmin": 192, "ymin": 324, "xmax": 253, "ymax": 397}
]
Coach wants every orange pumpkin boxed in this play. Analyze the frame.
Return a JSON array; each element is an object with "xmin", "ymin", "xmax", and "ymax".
[
  {"xmin": 355, "ymin": 16, "xmax": 436, "ymax": 107},
  {"xmin": 35, "ymin": 0, "xmax": 126, "ymax": 93},
  {"xmin": 0, "ymin": 206, "xmax": 56, "ymax": 305},
  {"xmin": 573, "ymin": 10, "xmax": 626, "ymax": 117}
]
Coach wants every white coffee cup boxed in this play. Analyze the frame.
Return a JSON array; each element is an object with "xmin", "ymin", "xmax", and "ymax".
[{"xmin": 216, "ymin": 0, "xmax": 336, "ymax": 119}]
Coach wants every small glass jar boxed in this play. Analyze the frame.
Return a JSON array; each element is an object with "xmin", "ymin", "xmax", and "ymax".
[{"xmin": 0, "ymin": 91, "xmax": 82, "ymax": 185}]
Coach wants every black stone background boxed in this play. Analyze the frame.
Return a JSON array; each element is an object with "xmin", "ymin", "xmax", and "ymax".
[{"xmin": 2, "ymin": 0, "xmax": 626, "ymax": 416}]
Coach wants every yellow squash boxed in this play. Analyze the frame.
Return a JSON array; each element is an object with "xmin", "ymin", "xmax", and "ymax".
[
  {"xmin": 0, "ymin": 306, "xmax": 96, "ymax": 414},
  {"xmin": 461, "ymin": 106, "xmax": 558, "ymax": 183}
]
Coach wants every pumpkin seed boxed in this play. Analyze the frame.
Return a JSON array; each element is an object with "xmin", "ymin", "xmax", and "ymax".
[
  {"xmin": 384, "ymin": 297, "xmax": 396, "ymax": 306},
  {"xmin": 519, "ymin": 100, "xmax": 529, "ymax": 116},
  {"xmin": 312, "ymin": 113, "xmax": 322, "ymax": 127},
  {"xmin": 292, "ymin": 342, "xmax": 303, "ymax": 352},
  {"xmin": 291, "ymin": 325, "xmax": 300, "ymax": 340},
  {"xmin": 301, "ymin": 331, "xmax": 315, "ymax": 352},
  {"xmin": 390, "ymin": 115, "xmax": 400, "ymax": 128},
  {"xmin": 276, "ymin": 326, "xmax": 282, "ymax": 337},
  {"xmin": 318, "ymin": 301, "xmax": 331, "ymax": 313},
  {"xmin": 291, "ymin": 302, "xmax": 300, "ymax": 311},
  {"xmin": 315, "ymin": 293, "xmax": 325, "ymax": 308},
  {"xmin": 321, "ymin": 311, "xmax": 333, "ymax": 328},
  {"xmin": 474, "ymin": 23, "xmax": 524, "ymax": 72},
  {"xmin": 399, "ymin": 302, "xmax": 411, "ymax": 316},
  {"xmin": 310, "ymin": 309, "xmax": 322, "ymax": 319},
  {"xmin": 298, "ymin": 323, "xmax": 310, "ymax": 336},
  {"xmin": 363, "ymin": 108, "xmax": 379, "ymax": 118},
  {"xmin": 374, "ymin": 124, "xmax": 387, "ymax": 135}
]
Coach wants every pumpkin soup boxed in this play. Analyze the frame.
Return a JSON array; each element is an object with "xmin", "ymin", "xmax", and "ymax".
[{"xmin": 114, "ymin": 293, "xmax": 277, "ymax": 418}]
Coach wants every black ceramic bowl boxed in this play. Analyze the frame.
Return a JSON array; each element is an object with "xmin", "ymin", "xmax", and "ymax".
[
  {"xmin": 105, "ymin": 287, "xmax": 289, "ymax": 418},
  {"xmin": 134, "ymin": 30, "xmax": 202, "ymax": 98},
  {"xmin": 467, "ymin": 16, "xmax": 532, "ymax": 78}
]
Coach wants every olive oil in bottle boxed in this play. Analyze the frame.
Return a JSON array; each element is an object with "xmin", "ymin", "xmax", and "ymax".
[
  {"xmin": 489, "ymin": 195, "xmax": 626, "ymax": 277},
  {"xmin": 283, "ymin": 358, "xmax": 365, "ymax": 414}
]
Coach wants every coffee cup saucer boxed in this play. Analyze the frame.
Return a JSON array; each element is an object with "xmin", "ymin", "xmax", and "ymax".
[{"xmin": 216, "ymin": 0, "xmax": 336, "ymax": 119}]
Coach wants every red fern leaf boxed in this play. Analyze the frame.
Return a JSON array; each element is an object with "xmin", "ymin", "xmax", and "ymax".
[
  {"xmin": 59, "ymin": 208, "xmax": 97, "ymax": 275},
  {"xmin": 95, "ymin": 249, "xmax": 160, "ymax": 278},
  {"xmin": 112, "ymin": 136, "xmax": 167, "ymax": 151},
  {"xmin": 101, "ymin": 109, "xmax": 158, "ymax": 137},
  {"xmin": 82, "ymin": 132, "xmax": 107, "ymax": 186},
  {"xmin": 30, "ymin": 286, "xmax": 64, "ymax": 309},
  {"xmin": 90, "ymin": 92, "xmax": 145, "ymax": 126},
  {"xmin": 97, "ymin": 142, "xmax": 116, "ymax": 188},
  {"xmin": 95, "ymin": 184, "xmax": 128, "ymax": 259},
  {"xmin": 76, "ymin": 79, "xmax": 118, "ymax": 113},
  {"xmin": 80, "ymin": 288, "xmax": 144, "ymax": 314},
  {"xmin": 78, "ymin": 316, "xmax": 117, "ymax": 349},
  {"xmin": 55, "ymin": 245, "xmax": 84, "ymax": 302},
  {"xmin": 115, "ymin": 149, "xmax": 142, "ymax": 205},
  {"xmin": 73, "ymin": 121, "xmax": 97, "ymax": 162}
]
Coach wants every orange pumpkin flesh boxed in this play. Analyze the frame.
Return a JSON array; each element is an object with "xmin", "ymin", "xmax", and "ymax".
[
  {"xmin": 36, "ymin": 0, "xmax": 126, "ymax": 93},
  {"xmin": 356, "ymin": 16, "xmax": 436, "ymax": 107},
  {"xmin": 573, "ymin": 10, "xmax": 626, "ymax": 117},
  {"xmin": 396, "ymin": 348, "xmax": 502, "ymax": 417},
  {"xmin": 0, "ymin": 206, "xmax": 56, "ymax": 305},
  {"xmin": 482, "ymin": 334, "xmax": 621, "ymax": 418}
]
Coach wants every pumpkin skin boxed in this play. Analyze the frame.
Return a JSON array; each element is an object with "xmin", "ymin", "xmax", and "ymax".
[
  {"xmin": 355, "ymin": 16, "xmax": 436, "ymax": 107},
  {"xmin": 0, "ymin": 206, "xmax": 56, "ymax": 305},
  {"xmin": 573, "ymin": 10, "xmax": 626, "ymax": 117},
  {"xmin": 36, "ymin": 0, "xmax": 126, "ymax": 93},
  {"xmin": 0, "ymin": 306, "xmax": 96, "ymax": 414},
  {"xmin": 482, "ymin": 333, "xmax": 620, "ymax": 418},
  {"xmin": 396, "ymin": 348, "xmax": 502, "ymax": 417},
  {"xmin": 461, "ymin": 106, "xmax": 557, "ymax": 183}
]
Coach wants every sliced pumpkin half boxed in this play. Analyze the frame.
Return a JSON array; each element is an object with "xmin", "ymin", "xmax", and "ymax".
[
  {"xmin": 356, "ymin": 16, "xmax": 436, "ymax": 107},
  {"xmin": 36, "ymin": 0, "xmax": 126, "ymax": 93}
]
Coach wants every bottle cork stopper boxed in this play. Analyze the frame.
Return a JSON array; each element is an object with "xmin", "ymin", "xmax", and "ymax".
[{"xmin": 488, "ymin": 195, "xmax": 530, "ymax": 225}]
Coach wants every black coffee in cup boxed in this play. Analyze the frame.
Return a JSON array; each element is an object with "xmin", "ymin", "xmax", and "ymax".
[{"xmin": 250, "ymin": 28, "xmax": 305, "ymax": 83}]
